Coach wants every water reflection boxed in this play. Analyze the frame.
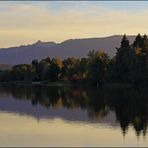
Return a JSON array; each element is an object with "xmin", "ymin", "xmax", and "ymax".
[{"xmin": 0, "ymin": 85, "xmax": 148, "ymax": 138}]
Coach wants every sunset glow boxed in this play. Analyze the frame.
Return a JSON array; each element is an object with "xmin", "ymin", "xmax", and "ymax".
[{"xmin": 0, "ymin": 1, "xmax": 148, "ymax": 47}]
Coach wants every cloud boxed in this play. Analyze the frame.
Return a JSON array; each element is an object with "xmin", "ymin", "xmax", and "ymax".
[{"xmin": 0, "ymin": 2, "xmax": 148, "ymax": 47}]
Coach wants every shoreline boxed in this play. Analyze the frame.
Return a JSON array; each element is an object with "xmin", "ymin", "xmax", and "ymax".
[{"xmin": 0, "ymin": 81, "xmax": 133, "ymax": 88}]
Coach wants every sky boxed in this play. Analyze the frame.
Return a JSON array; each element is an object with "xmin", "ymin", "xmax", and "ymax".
[{"xmin": 1, "ymin": 1, "xmax": 148, "ymax": 47}]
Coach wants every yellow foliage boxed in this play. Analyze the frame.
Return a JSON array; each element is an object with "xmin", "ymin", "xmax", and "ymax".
[
  {"xmin": 136, "ymin": 48, "xmax": 142, "ymax": 55},
  {"xmin": 53, "ymin": 57, "xmax": 63, "ymax": 68},
  {"xmin": 96, "ymin": 49, "xmax": 106, "ymax": 60}
]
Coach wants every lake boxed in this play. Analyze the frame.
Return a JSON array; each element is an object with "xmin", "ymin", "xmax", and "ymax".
[{"xmin": 0, "ymin": 85, "xmax": 148, "ymax": 147}]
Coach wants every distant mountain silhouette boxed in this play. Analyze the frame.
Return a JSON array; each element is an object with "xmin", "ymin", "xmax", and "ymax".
[{"xmin": 0, "ymin": 35, "xmax": 135, "ymax": 65}]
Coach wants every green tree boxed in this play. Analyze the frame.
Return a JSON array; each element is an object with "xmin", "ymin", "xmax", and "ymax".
[
  {"xmin": 62, "ymin": 57, "xmax": 79, "ymax": 80},
  {"xmin": 133, "ymin": 33, "xmax": 143, "ymax": 48},
  {"xmin": 115, "ymin": 34, "xmax": 133, "ymax": 82},
  {"xmin": 12, "ymin": 64, "xmax": 31, "ymax": 81},
  {"xmin": 132, "ymin": 34, "xmax": 148, "ymax": 86},
  {"xmin": 87, "ymin": 49, "xmax": 109, "ymax": 86},
  {"xmin": 31, "ymin": 59, "xmax": 39, "ymax": 81}
]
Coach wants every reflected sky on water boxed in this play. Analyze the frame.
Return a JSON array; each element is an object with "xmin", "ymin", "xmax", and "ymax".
[{"xmin": 0, "ymin": 85, "xmax": 148, "ymax": 146}]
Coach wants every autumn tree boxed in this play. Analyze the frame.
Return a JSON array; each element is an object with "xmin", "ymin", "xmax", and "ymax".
[
  {"xmin": 49, "ymin": 58, "xmax": 63, "ymax": 82},
  {"xmin": 87, "ymin": 49, "xmax": 109, "ymax": 86}
]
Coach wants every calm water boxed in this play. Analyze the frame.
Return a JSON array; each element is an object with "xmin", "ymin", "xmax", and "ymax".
[{"xmin": 0, "ymin": 85, "xmax": 148, "ymax": 146}]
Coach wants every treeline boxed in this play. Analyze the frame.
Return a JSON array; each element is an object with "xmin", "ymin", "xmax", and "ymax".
[{"xmin": 1, "ymin": 34, "xmax": 148, "ymax": 86}]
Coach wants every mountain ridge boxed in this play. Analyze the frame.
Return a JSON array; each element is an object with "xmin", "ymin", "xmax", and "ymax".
[{"xmin": 0, "ymin": 35, "xmax": 136, "ymax": 65}]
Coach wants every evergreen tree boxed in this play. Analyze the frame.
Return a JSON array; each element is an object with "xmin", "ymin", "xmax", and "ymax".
[
  {"xmin": 115, "ymin": 35, "xmax": 133, "ymax": 82},
  {"xmin": 133, "ymin": 33, "xmax": 143, "ymax": 48},
  {"xmin": 131, "ymin": 34, "xmax": 148, "ymax": 86}
]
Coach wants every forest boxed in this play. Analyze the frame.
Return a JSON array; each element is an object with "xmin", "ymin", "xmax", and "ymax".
[{"xmin": 0, "ymin": 34, "xmax": 148, "ymax": 87}]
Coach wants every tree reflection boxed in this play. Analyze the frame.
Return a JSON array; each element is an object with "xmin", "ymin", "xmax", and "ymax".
[{"xmin": 0, "ymin": 85, "xmax": 148, "ymax": 137}]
